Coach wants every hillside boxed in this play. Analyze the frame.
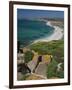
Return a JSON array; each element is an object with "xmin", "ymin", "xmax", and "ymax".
[{"xmin": 29, "ymin": 40, "xmax": 64, "ymax": 78}]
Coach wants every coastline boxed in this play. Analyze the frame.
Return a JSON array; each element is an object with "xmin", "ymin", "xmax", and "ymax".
[{"xmin": 33, "ymin": 21, "xmax": 63, "ymax": 43}]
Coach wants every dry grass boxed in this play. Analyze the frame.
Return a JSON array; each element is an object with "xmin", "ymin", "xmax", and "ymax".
[{"xmin": 25, "ymin": 74, "xmax": 45, "ymax": 80}]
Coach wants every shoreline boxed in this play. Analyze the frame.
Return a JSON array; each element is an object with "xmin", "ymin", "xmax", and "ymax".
[{"xmin": 33, "ymin": 21, "xmax": 63, "ymax": 43}]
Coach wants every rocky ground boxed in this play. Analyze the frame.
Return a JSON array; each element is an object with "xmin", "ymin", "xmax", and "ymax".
[{"xmin": 17, "ymin": 49, "xmax": 51, "ymax": 80}]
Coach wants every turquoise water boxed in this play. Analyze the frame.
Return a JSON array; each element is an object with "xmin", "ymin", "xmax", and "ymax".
[{"xmin": 17, "ymin": 19, "xmax": 54, "ymax": 47}]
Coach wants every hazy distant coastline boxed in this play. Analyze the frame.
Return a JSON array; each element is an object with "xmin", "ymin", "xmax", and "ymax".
[{"xmin": 33, "ymin": 20, "xmax": 64, "ymax": 43}]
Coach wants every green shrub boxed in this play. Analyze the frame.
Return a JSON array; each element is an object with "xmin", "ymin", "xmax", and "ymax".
[
  {"xmin": 46, "ymin": 59, "xmax": 64, "ymax": 78},
  {"xmin": 56, "ymin": 70, "xmax": 64, "ymax": 78},
  {"xmin": 47, "ymin": 59, "xmax": 58, "ymax": 78},
  {"xmin": 24, "ymin": 51, "xmax": 34, "ymax": 63}
]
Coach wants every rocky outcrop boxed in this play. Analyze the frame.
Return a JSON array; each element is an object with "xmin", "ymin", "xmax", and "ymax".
[
  {"xmin": 17, "ymin": 53, "xmax": 25, "ymax": 64},
  {"xmin": 35, "ymin": 63, "xmax": 48, "ymax": 77}
]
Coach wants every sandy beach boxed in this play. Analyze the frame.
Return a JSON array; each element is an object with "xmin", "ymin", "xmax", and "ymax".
[{"xmin": 34, "ymin": 21, "xmax": 63, "ymax": 43}]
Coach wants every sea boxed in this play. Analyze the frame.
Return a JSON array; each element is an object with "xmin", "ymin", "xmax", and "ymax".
[{"xmin": 17, "ymin": 19, "xmax": 54, "ymax": 48}]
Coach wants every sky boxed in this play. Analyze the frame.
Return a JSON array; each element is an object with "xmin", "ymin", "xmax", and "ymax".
[{"xmin": 17, "ymin": 9, "xmax": 64, "ymax": 19}]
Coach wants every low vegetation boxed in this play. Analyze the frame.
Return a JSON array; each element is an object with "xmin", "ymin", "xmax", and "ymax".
[
  {"xmin": 29, "ymin": 40, "xmax": 64, "ymax": 78},
  {"xmin": 24, "ymin": 51, "xmax": 34, "ymax": 63},
  {"xmin": 46, "ymin": 59, "xmax": 58, "ymax": 78},
  {"xmin": 47, "ymin": 59, "xmax": 64, "ymax": 78},
  {"xmin": 30, "ymin": 40, "xmax": 64, "ymax": 62}
]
